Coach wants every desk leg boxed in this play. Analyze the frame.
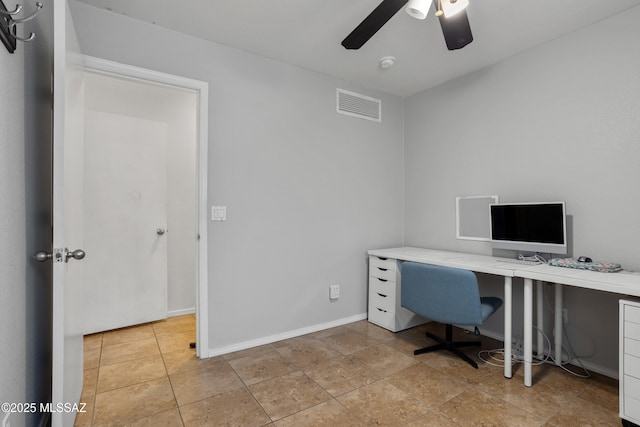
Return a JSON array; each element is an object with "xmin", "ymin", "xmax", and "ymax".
[
  {"xmin": 554, "ymin": 283, "xmax": 563, "ymax": 366},
  {"xmin": 524, "ymin": 278, "xmax": 533, "ymax": 387},
  {"xmin": 536, "ymin": 281, "xmax": 544, "ymax": 360},
  {"xmin": 504, "ymin": 276, "xmax": 512, "ymax": 378}
]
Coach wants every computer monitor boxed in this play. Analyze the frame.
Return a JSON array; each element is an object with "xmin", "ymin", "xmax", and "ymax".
[{"xmin": 490, "ymin": 202, "xmax": 567, "ymax": 255}]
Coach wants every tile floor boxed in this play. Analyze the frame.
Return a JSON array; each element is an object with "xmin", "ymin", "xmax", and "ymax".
[{"xmin": 75, "ymin": 315, "xmax": 621, "ymax": 426}]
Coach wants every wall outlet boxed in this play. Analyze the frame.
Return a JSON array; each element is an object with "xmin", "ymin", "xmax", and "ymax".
[
  {"xmin": 562, "ymin": 308, "xmax": 569, "ymax": 324},
  {"xmin": 329, "ymin": 285, "xmax": 340, "ymax": 300}
]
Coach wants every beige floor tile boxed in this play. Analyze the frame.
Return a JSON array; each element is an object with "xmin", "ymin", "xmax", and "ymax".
[
  {"xmin": 228, "ymin": 350, "xmax": 295, "ymax": 385},
  {"xmin": 101, "ymin": 324, "xmax": 155, "ymax": 347},
  {"xmin": 99, "ymin": 337, "xmax": 160, "ymax": 366},
  {"xmin": 347, "ymin": 321, "xmax": 397, "ymax": 342},
  {"xmin": 97, "ymin": 355, "xmax": 167, "ymax": 393},
  {"xmin": 162, "ymin": 348, "xmax": 221, "ymax": 375},
  {"xmin": 83, "ymin": 368, "xmax": 99, "ymax": 397},
  {"xmin": 156, "ymin": 330, "xmax": 196, "ymax": 354},
  {"xmin": 319, "ymin": 330, "xmax": 377, "ymax": 355},
  {"xmin": 180, "ymin": 388, "xmax": 270, "ymax": 427},
  {"xmin": 384, "ymin": 331, "xmax": 433, "ymax": 356},
  {"xmin": 477, "ymin": 367, "xmax": 581, "ymax": 421},
  {"xmin": 576, "ymin": 371, "xmax": 619, "ymax": 413},
  {"xmin": 386, "ymin": 362, "xmax": 469, "ymax": 408},
  {"xmin": 73, "ymin": 398, "xmax": 94, "ymax": 427},
  {"xmin": 517, "ymin": 362, "xmax": 592, "ymax": 391},
  {"xmin": 337, "ymin": 380, "xmax": 429, "ymax": 426},
  {"xmin": 84, "ymin": 347, "xmax": 101, "ymax": 370},
  {"xmin": 126, "ymin": 408, "xmax": 183, "ymax": 427},
  {"xmin": 304, "ymin": 355, "xmax": 381, "ymax": 397},
  {"xmin": 170, "ymin": 360, "xmax": 245, "ymax": 406},
  {"xmin": 404, "ymin": 409, "xmax": 462, "ymax": 426},
  {"xmin": 92, "ymin": 377, "xmax": 176, "ymax": 427},
  {"xmin": 274, "ymin": 399, "xmax": 365, "ymax": 426},
  {"xmin": 84, "ymin": 333, "xmax": 103, "ymax": 351},
  {"xmin": 546, "ymin": 393, "xmax": 621, "ymax": 427},
  {"xmin": 249, "ymin": 371, "xmax": 331, "ymax": 421},
  {"xmin": 350, "ymin": 343, "xmax": 418, "ymax": 377},
  {"xmin": 152, "ymin": 315, "xmax": 195, "ymax": 336},
  {"xmin": 275, "ymin": 337, "xmax": 340, "ymax": 369},
  {"xmin": 436, "ymin": 389, "xmax": 546, "ymax": 427},
  {"xmin": 419, "ymin": 346, "xmax": 502, "ymax": 385}
]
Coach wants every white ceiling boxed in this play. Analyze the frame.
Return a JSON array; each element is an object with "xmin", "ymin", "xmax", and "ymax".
[{"xmin": 74, "ymin": 0, "xmax": 640, "ymax": 97}]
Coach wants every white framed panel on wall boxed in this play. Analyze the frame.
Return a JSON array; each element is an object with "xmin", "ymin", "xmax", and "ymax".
[{"xmin": 456, "ymin": 195, "xmax": 499, "ymax": 241}]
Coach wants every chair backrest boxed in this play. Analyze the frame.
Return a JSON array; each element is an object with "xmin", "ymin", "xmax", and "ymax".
[{"xmin": 401, "ymin": 262, "xmax": 484, "ymax": 326}]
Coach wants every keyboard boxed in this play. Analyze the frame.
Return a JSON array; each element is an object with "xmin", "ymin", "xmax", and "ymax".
[{"xmin": 495, "ymin": 257, "xmax": 543, "ymax": 266}]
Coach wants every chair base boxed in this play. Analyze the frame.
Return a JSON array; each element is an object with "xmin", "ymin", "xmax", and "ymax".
[{"xmin": 414, "ymin": 324, "xmax": 480, "ymax": 369}]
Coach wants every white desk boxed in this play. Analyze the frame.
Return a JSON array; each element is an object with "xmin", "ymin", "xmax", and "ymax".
[
  {"xmin": 368, "ymin": 247, "xmax": 521, "ymax": 380},
  {"xmin": 516, "ymin": 264, "xmax": 640, "ymax": 387},
  {"xmin": 368, "ymin": 247, "xmax": 640, "ymax": 387}
]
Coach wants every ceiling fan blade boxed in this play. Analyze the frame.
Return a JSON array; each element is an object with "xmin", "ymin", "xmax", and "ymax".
[
  {"xmin": 342, "ymin": 0, "xmax": 409, "ymax": 50},
  {"xmin": 438, "ymin": 9, "xmax": 473, "ymax": 50}
]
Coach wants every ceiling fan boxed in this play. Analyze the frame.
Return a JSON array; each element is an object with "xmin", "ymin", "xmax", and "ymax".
[{"xmin": 342, "ymin": 0, "xmax": 473, "ymax": 51}]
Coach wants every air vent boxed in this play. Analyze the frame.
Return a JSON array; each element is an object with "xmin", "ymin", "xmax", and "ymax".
[{"xmin": 336, "ymin": 89, "xmax": 381, "ymax": 122}]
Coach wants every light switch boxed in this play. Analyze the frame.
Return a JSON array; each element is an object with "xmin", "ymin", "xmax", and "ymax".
[{"xmin": 211, "ymin": 206, "xmax": 227, "ymax": 221}]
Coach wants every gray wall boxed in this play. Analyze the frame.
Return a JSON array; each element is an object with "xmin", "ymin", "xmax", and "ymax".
[
  {"xmin": 0, "ymin": 1, "xmax": 53, "ymax": 426},
  {"xmin": 69, "ymin": 1, "xmax": 405, "ymax": 353},
  {"xmin": 404, "ymin": 6, "xmax": 640, "ymax": 375}
]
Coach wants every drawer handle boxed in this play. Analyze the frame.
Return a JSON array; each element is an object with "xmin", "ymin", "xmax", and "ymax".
[
  {"xmin": 377, "ymin": 267, "xmax": 388, "ymax": 272},
  {"xmin": 377, "ymin": 293, "xmax": 387, "ymax": 298},
  {"xmin": 378, "ymin": 257, "xmax": 388, "ymax": 261},
  {"xmin": 376, "ymin": 278, "xmax": 388, "ymax": 282},
  {"xmin": 376, "ymin": 308, "xmax": 388, "ymax": 313}
]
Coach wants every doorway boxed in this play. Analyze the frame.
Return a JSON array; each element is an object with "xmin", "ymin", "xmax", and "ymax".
[{"xmin": 81, "ymin": 56, "xmax": 209, "ymax": 357}]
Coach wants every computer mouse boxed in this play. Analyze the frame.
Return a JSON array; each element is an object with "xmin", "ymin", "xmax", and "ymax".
[{"xmin": 577, "ymin": 256, "xmax": 592, "ymax": 263}]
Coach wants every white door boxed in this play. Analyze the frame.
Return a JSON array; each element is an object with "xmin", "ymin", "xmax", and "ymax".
[
  {"xmin": 51, "ymin": 2, "xmax": 85, "ymax": 427},
  {"xmin": 83, "ymin": 110, "xmax": 169, "ymax": 334}
]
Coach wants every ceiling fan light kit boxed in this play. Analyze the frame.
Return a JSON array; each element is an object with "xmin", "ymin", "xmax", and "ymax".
[
  {"xmin": 405, "ymin": 0, "xmax": 433, "ymax": 20},
  {"xmin": 341, "ymin": 0, "xmax": 473, "ymax": 51}
]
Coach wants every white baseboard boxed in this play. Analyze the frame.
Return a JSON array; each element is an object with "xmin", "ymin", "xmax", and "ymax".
[
  {"xmin": 208, "ymin": 312, "xmax": 368, "ymax": 358},
  {"xmin": 168, "ymin": 308, "xmax": 195, "ymax": 318}
]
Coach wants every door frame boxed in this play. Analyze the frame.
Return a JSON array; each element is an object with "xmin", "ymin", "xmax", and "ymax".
[{"xmin": 81, "ymin": 55, "xmax": 210, "ymax": 358}]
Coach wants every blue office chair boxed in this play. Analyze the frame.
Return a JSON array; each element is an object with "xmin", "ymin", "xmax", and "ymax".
[{"xmin": 401, "ymin": 262, "xmax": 503, "ymax": 369}]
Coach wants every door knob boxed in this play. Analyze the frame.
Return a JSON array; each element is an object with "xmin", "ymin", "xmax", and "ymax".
[
  {"xmin": 33, "ymin": 251, "xmax": 54, "ymax": 262},
  {"xmin": 34, "ymin": 248, "xmax": 86, "ymax": 263},
  {"xmin": 157, "ymin": 228, "xmax": 166, "ymax": 235},
  {"xmin": 66, "ymin": 249, "xmax": 86, "ymax": 261}
]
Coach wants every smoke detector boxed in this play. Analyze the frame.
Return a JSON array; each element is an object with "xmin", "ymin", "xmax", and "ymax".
[{"xmin": 379, "ymin": 56, "xmax": 396, "ymax": 69}]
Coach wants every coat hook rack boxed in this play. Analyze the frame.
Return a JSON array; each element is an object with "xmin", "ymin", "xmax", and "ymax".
[{"xmin": 1, "ymin": 0, "xmax": 43, "ymax": 53}]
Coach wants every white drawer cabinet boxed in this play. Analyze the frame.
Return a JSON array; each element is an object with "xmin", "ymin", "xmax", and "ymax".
[
  {"xmin": 368, "ymin": 256, "xmax": 427, "ymax": 332},
  {"xmin": 620, "ymin": 299, "xmax": 640, "ymax": 427}
]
